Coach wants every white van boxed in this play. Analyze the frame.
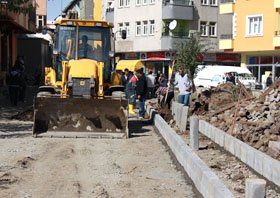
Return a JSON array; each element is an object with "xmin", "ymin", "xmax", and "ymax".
[{"xmin": 194, "ymin": 65, "xmax": 257, "ymax": 89}]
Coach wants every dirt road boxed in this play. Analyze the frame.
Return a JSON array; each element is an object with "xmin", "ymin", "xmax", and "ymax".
[{"xmin": 0, "ymin": 112, "xmax": 197, "ymax": 198}]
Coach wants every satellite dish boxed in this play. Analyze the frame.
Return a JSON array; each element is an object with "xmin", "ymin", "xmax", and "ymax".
[{"xmin": 169, "ymin": 20, "xmax": 177, "ymax": 30}]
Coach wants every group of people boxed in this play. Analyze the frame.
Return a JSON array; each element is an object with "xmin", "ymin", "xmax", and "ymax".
[
  {"xmin": 122, "ymin": 68, "xmax": 147, "ymax": 119},
  {"xmin": 122, "ymin": 68, "xmax": 192, "ymax": 119},
  {"xmin": 6, "ymin": 56, "xmax": 26, "ymax": 106}
]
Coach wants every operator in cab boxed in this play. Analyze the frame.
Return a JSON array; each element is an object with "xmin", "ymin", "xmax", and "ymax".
[{"xmin": 79, "ymin": 35, "xmax": 94, "ymax": 59}]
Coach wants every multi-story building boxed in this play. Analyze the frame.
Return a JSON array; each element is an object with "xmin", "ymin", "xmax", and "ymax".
[
  {"xmin": 63, "ymin": 0, "xmax": 102, "ymax": 20},
  {"xmin": 113, "ymin": 0, "xmax": 240, "ymax": 74},
  {"xmin": 114, "ymin": 0, "xmax": 193, "ymax": 73},
  {"xmin": 0, "ymin": 0, "xmax": 36, "ymax": 84},
  {"xmin": 36, "ymin": 0, "xmax": 47, "ymax": 32},
  {"xmin": 219, "ymin": 0, "xmax": 280, "ymax": 84},
  {"xmin": 191, "ymin": 0, "xmax": 239, "ymax": 65}
]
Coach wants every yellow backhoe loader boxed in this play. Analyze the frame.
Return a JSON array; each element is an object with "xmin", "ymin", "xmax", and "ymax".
[{"xmin": 33, "ymin": 19, "xmax": 129, "ymax": 138}]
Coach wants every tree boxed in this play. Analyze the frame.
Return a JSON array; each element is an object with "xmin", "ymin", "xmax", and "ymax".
[
  {"xmin": 174, "ymin": 32, "xmax": 209, "ymax": 92},
  {"xmin": 0, "ymin": 0, "xmax": 36, "ymax": 33},
  {"xmin": 0, "ymin": 0, "xmax": 35, "ymax": 15}
]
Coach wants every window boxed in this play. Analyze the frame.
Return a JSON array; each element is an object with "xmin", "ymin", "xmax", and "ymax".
[
  {"xmin": 118, "ymin": 23, "xmax": 123, "ymax": 37},
  {"xmin": 210, "ymin": 0, "xmax": 217, "ymax": 6},
  {"xmin": 143, "ymin": 0, "xmax": 148, "ymax": 5},
  {"xmin": 136, "ymin": 0, "xmax": 141, "ymax": 5},
  {"xmin": 125, "ymin": 23, "xmax": 130, "ymax": 36},
  {"xmin": 37, "ymin": 15, "xmax": 44, "ymax": 29},
  {"xmin": 125, "ymin": 0, "xmax": 130, "ymax": 7},
  {"xmin": 143, "ymin": 21, "xmax": 148, "ymax": 35},
  {"xmin": 200, "ymin": 21, "xmax": 207, "ymax": 36},
  {"xmin": 149, "ymin": 20, "xmax": 155, "ymax": 35},
  {"xmin": 209, "ymin": 22, "xmax": 216, "ymax": 37},
  {"xmin": 201, "ymin": 0, "xmax": 208, "ymax": 5},
  {"xmin": 150, "ymin": 0, "xmax": 155, "ymax": 4},
  {"xmin": 119, "ymin": 0, "xmax": 124, "ymax": 7},
  {"xmin": 136, "ymin": 21, "xmax": 141, "ymax": 36},
  {"xmin": 246, "ymin": 15, "xmax": 263, "ymax": 36}
]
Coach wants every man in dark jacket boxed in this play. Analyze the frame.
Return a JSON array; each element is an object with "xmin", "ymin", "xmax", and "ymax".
[
  {"xmin": 7, "ymin": 67, "xmax": 21, "ymax": 106},
  {"xmin": 122, "ymin": 68, "xmax": 131, "ymax": 89},
  {"xmin": 136, "ymin": 69, "xmax": 147, "ymax": 119}
]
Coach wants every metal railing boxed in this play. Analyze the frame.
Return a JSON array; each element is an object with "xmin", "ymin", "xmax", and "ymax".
[
  {"xmin": 162, "ymin": 31, "xmax": 189, "ymax": 37},
  {"xmin": 220, "ymin": 0, "xmax": 234, "ymax": 3},
  {"xmin": 106, "ymin": 8, "xmax": 114, "ymax": 12},
  {"xmin": 220, "ymin": 34, "xmax": 233, "ymax": 39},
  {"xmin": 163, "ymin": 0, "xmax": 193, "ymax": 6}
]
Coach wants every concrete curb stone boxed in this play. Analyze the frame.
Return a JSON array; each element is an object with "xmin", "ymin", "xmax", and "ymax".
[
  {"xmin": 198, "ymin": 119, "xmax": 280, "ymax": 188},
  {"xmin": 145, "ymin": 103, "xmax": 235, "ymax": 198}
]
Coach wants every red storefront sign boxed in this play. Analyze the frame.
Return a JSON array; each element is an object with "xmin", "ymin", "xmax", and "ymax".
[
  {"xmin": 216, "ymin": 53, "xmax": 240, "ymax": 63},
  {"xmin": 147, "ymin": 52, "xmax": 166, "ymax": 60},
  {"xmin": 125, "ymin": 53, "xmax": 138, "ymax": 59}
]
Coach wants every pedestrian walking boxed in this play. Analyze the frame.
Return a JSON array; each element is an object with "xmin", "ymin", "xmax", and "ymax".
[
  {"xmin": 174, "ymin": 68, "xmax": 191, "ymax": 106},
  {"xmin": 159, "ymin": 74, "xmax": 168, "ymax": 87},
  {"xmin": 126, "ymin": 71, "xmax": 138, "ymax": 115},
  {"xmin": 136, "ymin": 69, "xmax": 148, "ymax": 119},
  {"xmin": 146, "ymin": 70, "xmax": 155, "ymax": 99},
  {"xmin": 122, "ymin": 68, "xmax": 132, "ymax": 90},
  {"xmin": 226, "ymin": 73, "xmax": 236, "ymax": 85},
  {"xmin": 7, "ymin": 67, "xmax": 21, "ymax": 106},
  {"xmin": 266, "ymin": 73, "xmax": 273, "ymax": 88}
]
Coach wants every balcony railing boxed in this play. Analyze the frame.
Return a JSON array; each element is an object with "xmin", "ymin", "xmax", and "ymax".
[
  {"xmin": 220, "ymin": 34, "xmax": 233, "ymax": 39},
  {"xmin": 220, "ymin": 0, "xmax": 234, "ymax": 3},
  {"xmin": 163, "ymin": 0, "xmax": 193, "ymax": 6},
  {"xmin": 106, "ymin": 8, "xmax": 114, "ymax": 12},
  {"xmin": 162, "ymin": 31, "xmax": 189, "ymax": 38}
]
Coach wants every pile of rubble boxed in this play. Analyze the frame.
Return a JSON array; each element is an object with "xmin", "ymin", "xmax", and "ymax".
[{"xmin": 192, "ymin": 80, "xmax": 280, "ymax": 160}]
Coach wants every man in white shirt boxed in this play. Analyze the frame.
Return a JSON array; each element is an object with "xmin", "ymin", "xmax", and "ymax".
[
  {"xmin": 174, "ymin": 68, "xmax": 191, "ymax": 106},
  {"xmin": 146, "ymin": 70, "xmax": 155, "ymax": 99}
]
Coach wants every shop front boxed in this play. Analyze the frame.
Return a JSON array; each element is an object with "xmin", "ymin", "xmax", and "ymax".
[{"xmin": 244, "ymin": 54, "xmax": 280, "ymax": 87}]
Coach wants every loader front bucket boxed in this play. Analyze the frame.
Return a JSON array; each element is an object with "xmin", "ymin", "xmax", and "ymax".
[{"xmin": 33, "ymin": 97, "xmax": 128, "ymax": 138}]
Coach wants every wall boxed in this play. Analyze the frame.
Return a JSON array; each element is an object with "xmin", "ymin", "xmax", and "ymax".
[
  {"xmin": 36, "ymin": 0, "xmax": 47, "ymax": 16},
  {"xmin": 190, "ymin": 0, "xmax": 232, "ymax": 52},
  {"xmin": 114, "ymin": 0, "xmax": 162, "ymax": 52},
  {"xmin": 233, "ymin": 0, "xmax": 278, "ymax": 52}
]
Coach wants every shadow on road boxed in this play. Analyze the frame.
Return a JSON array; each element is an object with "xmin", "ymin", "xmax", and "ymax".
[
  {"xmin": 128, "ymin": 119, "xmax": 152, "ymax": 138},
  {"xmin": 0, "ymin": 123, "xmax": 32, "ymax": 139}
]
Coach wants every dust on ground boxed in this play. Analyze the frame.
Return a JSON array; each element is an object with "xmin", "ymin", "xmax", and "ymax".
[{"xmin": 0, "ymin": 109, "xmax": 198, "ymax": 198}]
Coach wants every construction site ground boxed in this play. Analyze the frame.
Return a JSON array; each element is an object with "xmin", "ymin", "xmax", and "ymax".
[
  {"xmin": 178, "ymin": 129, "xmax": 280, "ymax": 198},
  {"xmin": 156, "ymin": 101, "xmax": 280, "ymax": 198},
  {"xmin": 0, "ymin": 105, "xmax": 199, "ymax": 198}
]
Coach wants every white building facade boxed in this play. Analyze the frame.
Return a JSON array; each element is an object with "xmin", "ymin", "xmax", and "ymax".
[{"xmin": 113, "ymin": 0, "xmax": 193, "ymax": 73}]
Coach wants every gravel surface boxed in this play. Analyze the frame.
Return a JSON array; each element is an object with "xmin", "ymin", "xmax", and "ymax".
[{"xmin": 0, "ymin": 108, "xmax": 198, "ymax": 198}]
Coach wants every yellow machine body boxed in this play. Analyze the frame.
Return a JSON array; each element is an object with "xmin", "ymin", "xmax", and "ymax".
[{"xmin": 34, "ymin": 19, "xmax": 128, "ymax": 138}]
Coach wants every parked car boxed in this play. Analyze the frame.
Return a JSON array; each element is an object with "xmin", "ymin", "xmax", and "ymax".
[{"xmin": 194, "ymin": 65, "xmax": 257, "ymax": 89}]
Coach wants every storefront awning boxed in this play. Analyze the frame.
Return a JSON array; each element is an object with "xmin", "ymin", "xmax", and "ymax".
[{"xmin": 116, "ymin": 60, "xmax": 144, "ymax": 72}]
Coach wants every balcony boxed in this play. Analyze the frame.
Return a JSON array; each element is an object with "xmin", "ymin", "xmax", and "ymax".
[
  {"xmin": 219, "ymin": 34, "xmax": 233, "ymax": 50},
  {"xmin": 273, "ymin": 31, "xmax": 280, "ymax": 47},
  {"xmin": 162, "ymin": 0, "xmax": 193, "ymax": 20},
  {"xmin": 161, "ymin": 32, "xmax": 189, "ymax": 50},
  {"xmin": 105, "ymin": 10, "xmax": 114, "ymax": 23},
  {"xmin": 220, "ymin": 0, "xmax": 234, "ymax": 14},
  {"xmin": 275, "ymin": 0, "xmax": 280, "ymax": 8}
]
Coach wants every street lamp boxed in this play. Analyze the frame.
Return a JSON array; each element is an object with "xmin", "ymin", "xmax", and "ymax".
[{"xmin": 112, "ymin": 29, "xmax": 126, "ymax": 69}]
